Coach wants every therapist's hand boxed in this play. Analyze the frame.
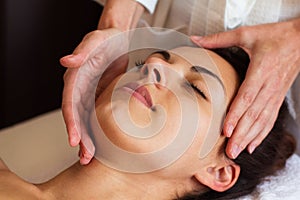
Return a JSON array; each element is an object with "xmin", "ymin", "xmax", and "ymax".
[
  {"xmin": 191, "ymin": 18, "xmax": 300, "ymax": 159},
  {"xmin": 60, "ymin": 0, "xmax": 144, "ymax": 165},
  {"xmin": 60, "ymin": 28, "xmax": 128, "ymax": 164}
]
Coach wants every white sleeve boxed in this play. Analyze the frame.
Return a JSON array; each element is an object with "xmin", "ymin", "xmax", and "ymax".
[
  {"xmin": 136, "ymin": 0, "xmax": 158, "ymax": 14},
  {"xmin": 93, "ymin": 0, "xmax": 158, "ymax": 14}
]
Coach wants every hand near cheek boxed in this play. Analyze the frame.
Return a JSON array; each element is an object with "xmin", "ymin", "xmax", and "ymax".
[
  {"xmin": 60, "ymin": 28, "xmax": 128, "ymax": 164},
  {"xmin": 191, "ymin": 18, "xmax": 300, "ymax": 159}
]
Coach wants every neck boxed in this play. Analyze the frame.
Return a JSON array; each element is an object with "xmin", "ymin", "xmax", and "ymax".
[{"xmin": 37, "ymin": 158, "xmax": 179, "ymax": 200}]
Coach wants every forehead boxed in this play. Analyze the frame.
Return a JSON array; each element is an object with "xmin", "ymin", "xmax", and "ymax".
[{"xmin": 170, "ymin": 47, "xmax": 215, "ymax": 70}]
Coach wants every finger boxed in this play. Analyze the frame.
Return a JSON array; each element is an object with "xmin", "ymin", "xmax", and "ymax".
[
  {"xmin": 71, "ymin": 29, "xmax": 121, "ymax": 65},
  {"xmin": 226, "ymin": 94, "xmax": 280, "ymax": 159},
  {"xmin": 223, "ymin": 74, "xmax": 264, "ymax": 137},
  {"xmin": 247, "ymin": 110, "xmax": 279, "ymax": 154},
  {"xmin": 190, "ymin": 27, "xmax": 247, "ymax": 49},
  {"xmin": 246, "ymin": 91, "xmax": 284, "ymax": 154},
  {"xmin": 60, "ymin": 30, "xmax": 116, "ymax": 69},
  {"xmin": 226, "ymin": 76, "xmax": 274, "ymax": 144},
  {"xmin": 223, "ymin": 52, "xmax": 274, "ymax": 136},
  {"xmin": 61, "ymin": 102, "xmax": 81, "ymax": 146},
  {"xmin": 78, "ymin": 117, "xmax": 95, "ymax": 165},
  {"xmin": 79, "ymin": 140, "xmax": 95, "ymax": 165},
  {"xmin": 60, "ymin": 54, "xmax": 85, "ymax": 68},
  {"xmin": 226, "ymin": 107, "xmax": 269, "ymax": 159},
  {"xmin": 225, "ymin": 99, "xmax": 267, "ymax": 158},
  {"xmin": 62, "ymin": 68, "xmax": 81, "ymax": 146}
]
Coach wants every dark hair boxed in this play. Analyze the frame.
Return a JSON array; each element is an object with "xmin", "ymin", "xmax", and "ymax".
[{"xmin": 178, "ymin": 47, "xmax": 296, "ymax": 200}]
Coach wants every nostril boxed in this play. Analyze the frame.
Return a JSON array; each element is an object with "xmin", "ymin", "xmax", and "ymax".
[{"xmin": 153, "ymin": 68, "xmax": 161, "ymax": 82}]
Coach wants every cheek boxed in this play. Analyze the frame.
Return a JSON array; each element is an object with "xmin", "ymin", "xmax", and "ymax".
[
  {"xmin": 149, "ymin": 109, "xmax": 212, "ymax": 179},
  {"xmin": 177, "ymin": 101, "xmax": 212, "ymax": 163},
  {"xmin": 95, "ymin": 87, "xmax": 184, "ymax": 153}
]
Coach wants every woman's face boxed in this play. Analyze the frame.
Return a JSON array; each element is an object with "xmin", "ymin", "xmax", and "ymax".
[{"xmin": 94, "ymin": 47, "xmax": 239, "ymax": 173}]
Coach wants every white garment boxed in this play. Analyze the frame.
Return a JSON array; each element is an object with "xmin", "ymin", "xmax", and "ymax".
[
  {"xmin": 139, "ymin": 0, "xmax": 300, "ymax": 35},
  {"xmin": 136, "ymin": 0, "xmax": 157, "ymax": 13},
  {"xmin": 94, "ymin": 0, "xmax": 157, "ymax": 14}
]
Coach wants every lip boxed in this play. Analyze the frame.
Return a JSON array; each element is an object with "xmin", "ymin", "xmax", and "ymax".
[{"xmin": 122, "ymin": 82, "xmax": 153, "ymax": 108}]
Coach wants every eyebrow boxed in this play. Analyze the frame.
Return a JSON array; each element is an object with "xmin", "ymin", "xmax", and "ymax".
[
  {"xmin": 150, "ymin": 50, "xmax": 171, "ymax": 61},
  {"xmin": 151, "ymin": 50, "xmax": 225, "ymax": 90},
  {"xmin": 191, "ymin": 66, "xmax": 225, "ymax": 91}
]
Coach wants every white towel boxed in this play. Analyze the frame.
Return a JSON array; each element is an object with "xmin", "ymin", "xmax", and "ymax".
[{"xmin": 237, "ymin": 154, "xmax": 300, "ymax": 200}]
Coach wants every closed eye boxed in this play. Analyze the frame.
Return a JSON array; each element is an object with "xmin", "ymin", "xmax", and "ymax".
[
  {"xmin": 135, "ymin": 60, "xmax": 145, "ymax": 68},
  {"xmin": 190, "ymin": 83, "xmax": 207, "ymax": 100}
]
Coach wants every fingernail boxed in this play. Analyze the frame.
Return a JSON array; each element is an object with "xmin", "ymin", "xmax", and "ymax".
[
  {"xmin": 231, "ymin": 144, "xmax": 241, "ymax": 159},
  {"xmin": 80, "ymin": 157, "xmax": 89, "ymax": 165},
  {"xmin": 80, "ymin": 155, "xmax": 92, "ymax": 165},
  {"xmin": 248, "ymin": 144, "xmax": 256, "ymax": 154},
  {"xmin": 191, "ymin": 35, "xmax": 203, "ymax": 41},
  {"xmin": 226, "ymin": 124, "xmax": 234, "ymax": 137}
]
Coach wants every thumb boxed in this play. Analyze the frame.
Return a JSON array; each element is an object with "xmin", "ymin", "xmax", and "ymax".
[
  {"xmin": 60, "ymin": 54, "xmax": 85, "ymax": 68},
  {"xmin": 191, "ymin": 29, "xmax": 242, "ymax": 49}
]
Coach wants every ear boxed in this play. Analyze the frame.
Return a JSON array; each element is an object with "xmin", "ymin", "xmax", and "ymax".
[{"xmin": 194, "ymin": 162, "xmax": 240, "ymax": 192}]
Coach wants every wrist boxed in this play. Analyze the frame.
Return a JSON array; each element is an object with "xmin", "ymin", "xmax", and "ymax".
[{"xmin": 98, "ymin": 0, "xmax": 144, "ymax": 31}]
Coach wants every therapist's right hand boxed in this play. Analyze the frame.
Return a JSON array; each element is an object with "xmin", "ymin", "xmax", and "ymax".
[{"xmin": 60, "ymin": 28, "xmax": 128, "ymax": 164}]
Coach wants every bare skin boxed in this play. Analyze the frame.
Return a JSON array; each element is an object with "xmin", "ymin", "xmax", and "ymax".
[
  {"xmin": 62, "ymin": 1, "xmax": 300, "ymax": 164},
  {"xmin": 60, "ymin": 0, "xmax": 145, "ymax": 164},
  {"xmin": 0, "ymin": 48, "xmax": 240, "ymax": 199},
  {"xmin": 192, "ymin": 17, "xmax": 300, "ymax": 159}
]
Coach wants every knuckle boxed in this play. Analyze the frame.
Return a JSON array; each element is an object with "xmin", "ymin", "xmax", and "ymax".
[
  {"xmin": 257, "ymin": 110, "xmax": 270, "ymax": 126},
  {"xmin": 83, "ymin": 30, "xmax": 100, "ymax": 40},
  {"xmin": 226, "ymin": 111, "xmax": 240, "ymax": 126},
  {"xmin": 242, "ymin": 90, "xmax": 255, "ymax": 105},
  {"xmin": 235, "ymin": 26, "xmax": 250, "ymax": 43},
  {"xmin": 238, "ymin": 141, "xmax": 247, "ymax": 150},
  {"xmin": 246, "ymin": 108, "xmax": 259, "ymax": 121}
]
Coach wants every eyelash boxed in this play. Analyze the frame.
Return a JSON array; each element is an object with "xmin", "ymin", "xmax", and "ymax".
[
  {"xmin": 190, "ymin": 83, "xmax": 207, "ymax": 100},
  {"xmin": 134, "ymin": 60, "xmax": 145, "ymax": 68},
  {"xmin": 135, "ymin": 59, "xmax": 207, "ymax": 100}
]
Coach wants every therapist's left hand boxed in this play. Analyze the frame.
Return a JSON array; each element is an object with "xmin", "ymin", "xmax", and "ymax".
[
  {"xmin": 191, "ymin": 18, "xmax": 300, "ymax": 159},
  {"xmin": 60, "ymin": 28, "xmax": 128, "ymax": 164}
]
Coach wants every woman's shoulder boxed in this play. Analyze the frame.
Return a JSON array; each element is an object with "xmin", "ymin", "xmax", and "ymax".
[{"xmin": 0, "ymin": 158, "xmax": 45, "ymax": 200}]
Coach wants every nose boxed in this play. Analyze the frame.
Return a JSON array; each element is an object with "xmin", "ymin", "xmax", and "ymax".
[{"xmin": 140, "ymin": 62, "xmax": 166, "ymax": 86}]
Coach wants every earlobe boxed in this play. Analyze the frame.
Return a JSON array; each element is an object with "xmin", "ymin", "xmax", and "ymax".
[{"xmin": 194, "ymin": 163, "xmax": 240, "ymax": 192}]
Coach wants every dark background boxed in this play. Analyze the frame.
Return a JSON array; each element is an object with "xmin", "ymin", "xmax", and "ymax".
[{"xmin": 1, "ymin": 0, "xmax": 103, "ymax": 129}]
